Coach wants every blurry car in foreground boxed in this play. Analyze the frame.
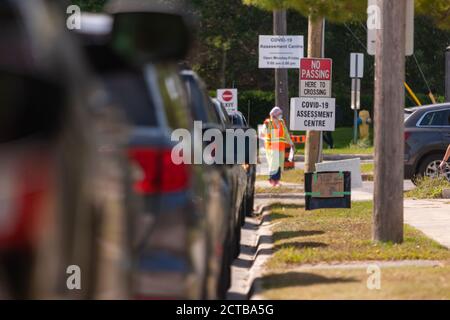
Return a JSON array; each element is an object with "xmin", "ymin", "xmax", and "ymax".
[
  {"xmin": 78, "ymin": 3, "xmax": 232, "ymax": 299},
  {"xmin": 0, "ymin": 0, "xmax": 133, "ymax": 299},
  {"xmin": 228, "ymin": 111, "xmax": 257, "ymax": 217},
  {"xmin": 404, "ymin": 103, "xmax": 450, "ymax": 182}
]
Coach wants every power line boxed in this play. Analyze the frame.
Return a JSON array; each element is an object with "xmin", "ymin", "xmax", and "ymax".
[
  {"xmin": 343, "ymin": 23, "xmax": 367, "ymax": 51},
  {"xmin": 412, "ymin": 53, "xmax": 432, "ymax": 93}
]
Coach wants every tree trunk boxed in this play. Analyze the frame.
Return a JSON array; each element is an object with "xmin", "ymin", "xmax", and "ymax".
[
  {"xmin": 273, "ymin": 10, "xmax": 289, "ymax": 124},
  {"xmin": 304, "ymin": 17, "xmax": 324, "ymax": 173},
  {"xmin": 373, "ymin": 0, "xmax": 406, "ymax": 243}
]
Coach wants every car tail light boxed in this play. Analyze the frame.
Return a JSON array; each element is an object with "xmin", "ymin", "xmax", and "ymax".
[
  {"xmin": 128, "ymin": 148, "xmax": 190, "ymax": 195},
  {"xmin": 0, "ymin": 152, "xmax": 51, "ymax": 250},
  {"xmin": 404, "ymin": 132, "xmax": 411, "ymax": 141}
]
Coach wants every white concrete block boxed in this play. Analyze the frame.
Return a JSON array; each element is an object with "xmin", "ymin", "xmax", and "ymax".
[
  {"xmin": 443, "ymin": 189, "xmax": 450, "ymax": 199},
  {"xmin": 315, "ymin": 158, "xmax": 363, "ymax": 188}
]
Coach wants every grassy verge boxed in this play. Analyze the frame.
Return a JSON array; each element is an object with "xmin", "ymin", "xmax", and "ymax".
[
  {"xmin": 256, "ymin": 164, "xmax": 373, "ymax": 184},
  {"xmin": 360, "ymin": 163, "xmax": 374, "ymax": 174},
  {"xmin": 405, "ymin": 177, "xmax": 450, "ymax": 199},
  {"xmin": 262, "ymin": 265, "xmax": 450, "ymax": 299},
  {"xmin": 256, "ymin": 169, "xmax": 304, "ymax": 184},
  {"xmin": 267, "ymin": 201, "xmax": 450, "ymax": 269},
  {"xmin": 293, "ymin": 127, "xmax": 374, "ymax": 155},
  {"xmin": 255, "ymin": 186, "xmax": 303, "ymax": 194}
]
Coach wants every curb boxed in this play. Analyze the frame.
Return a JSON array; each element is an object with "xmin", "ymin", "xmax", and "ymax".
[{"xmin": 226, "ymin": 205, "xmax": 274, "ymax": 300}]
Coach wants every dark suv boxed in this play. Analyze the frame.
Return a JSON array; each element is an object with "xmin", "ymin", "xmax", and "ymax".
[{"xmin": 404, "ymin": 103, "xmax": 450, "ymax": 182}]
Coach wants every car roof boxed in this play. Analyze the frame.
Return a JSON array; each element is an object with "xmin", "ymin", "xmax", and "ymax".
[{"xmin": 407, "ymin": 103, "xmax": 450, "ymax": 114}]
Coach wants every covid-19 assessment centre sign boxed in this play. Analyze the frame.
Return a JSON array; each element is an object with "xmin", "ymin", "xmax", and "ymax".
[
  {"xmin": 258, "ymin": 36, "xmax": 304, "ymax": 69},
  {"xmin": 290, "ymin": 58, "xmax": 336, "ymax": 131}
]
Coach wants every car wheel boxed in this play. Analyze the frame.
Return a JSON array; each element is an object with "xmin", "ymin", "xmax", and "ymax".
[{"xmin": 417, "ymin": 154, "xmax": 450, "ymax": 182}]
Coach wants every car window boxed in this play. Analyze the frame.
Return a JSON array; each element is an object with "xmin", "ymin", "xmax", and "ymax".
[
  {"xmin": 419, "ymin": 110, "xmax": 450, "ymax": 127},
  {"xmin": 103, "ymin": 71, "xmax": 157, "ymax": 127},
  {"xmin": 230, "ymin": 114, "xmax": 245, "ymax": 126},
  {"xmin": 183, "ymin": 75, "xmax": 219, "ymax": 124},
  {"xmin": 214, "ymin": 101, "xmax": 231, "ymax": 127},
  {"xmin": 155, "ymin": 66, "xmax": 191, "ymax": 130}
]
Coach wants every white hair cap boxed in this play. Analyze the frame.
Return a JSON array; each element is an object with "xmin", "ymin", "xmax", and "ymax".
[{"xmin": 270, "ymin": 106, "xmax": 282, "ymax": 117}]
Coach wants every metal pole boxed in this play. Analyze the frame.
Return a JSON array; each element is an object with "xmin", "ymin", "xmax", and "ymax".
[
  {"xmin": 446, "ymin": 46, "xmax": 450, "ymax": 102},
  {"xmin": 354, "ymin": 109, "xmax": 358, "ymax": 144},
  {"xmin": 318, "ymin": 19, "xmax": 326, "ymax": 162}
]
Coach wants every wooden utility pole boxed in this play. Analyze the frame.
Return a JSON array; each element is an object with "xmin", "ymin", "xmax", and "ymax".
[
  {"xmin": 273, "ymin": 9, "xmax": 289, "ymax": 124},
  {"xmin": 446, "ymin": 46, "xmax": 450, "ymax": 102},
  {"xmin": 304, "ymin": 17, "xmax": 324, "ymax": 173},
  {"xmin": 373, "ymin": 0, "xmax": 406, "ymax": 243}
]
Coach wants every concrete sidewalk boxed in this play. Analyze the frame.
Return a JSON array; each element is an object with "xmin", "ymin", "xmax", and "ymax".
[{"xmin": 404, "ymin": 199, "xmax": 450, "ymax": 249}]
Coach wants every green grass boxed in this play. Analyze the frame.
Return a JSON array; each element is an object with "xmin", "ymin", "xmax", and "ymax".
[
  {"xmin": 267, "ymin": 201, "xmax": 450, "ymax": 269},
  {"xmin": 405, "ymin": 177, "xmax": 450, "ymax": 199},
  {"xmin": 255, "ymin": 186, "xmax": 303, "ymax": 194},
  {"xmin": 256, "ymin": 164, "xmax": 373, "ymax": 184},
  {"xmin": 256, "ymin": 169, "xmax": 304, "ymax": 184},
  {"xmin": 262, "ymin": 265, "xmax": 450, "ymax": 300},
  {"xmin": 293, "ymin": 127, "xmax": 374, "ymax": 155},
  {"xmin": 361, "ymin": 163, "xmax": 374, "ymax": 174}
]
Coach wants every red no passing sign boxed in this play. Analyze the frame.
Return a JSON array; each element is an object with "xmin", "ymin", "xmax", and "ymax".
[{"xmin": 299, "ymin": 58, "xmax": 333, "ymax": 97}]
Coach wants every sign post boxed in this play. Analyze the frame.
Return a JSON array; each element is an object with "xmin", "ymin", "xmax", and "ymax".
[
  {"xmin": 217, "ymin": 89, "xmax": 238, "ymax": 114},
  {"xmin": 350, "ymin": 53, "xmax": 364, "ymax": 144}
]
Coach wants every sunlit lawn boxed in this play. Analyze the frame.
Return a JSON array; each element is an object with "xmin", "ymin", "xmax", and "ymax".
[
  {"xmin": 267, "ymin": 201, "xmax": 450, "ymax": 269},
  {"xmin": 293, "ymin": 127, "xmax": 374, "ymax": 155},
  {"xmin": 260, "ymin": 201, "xmax": 450, "ymax": 299}
]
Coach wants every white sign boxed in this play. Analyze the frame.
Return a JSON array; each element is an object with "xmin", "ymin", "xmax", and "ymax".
[
  {"xmin": 299, "ymin": 58, "xmax": 332, "ymax": 98},
  {"xmin": 290, "ymin": 97, "xmax": 336, "ymax": 131},
  {"xmin": 367, "ymin": 0, "xmax": 414, "ymax": 56},
  {"xmin": 217, "ymin": 89, "xmax": 238, "ymax": 113},
  {"xmin": 350, "ymin": 53, "xmax": 364, "ymax": 78},
  {"xmin": 258, "ymin": 35, "xmax": 304, "ymax": 69}
]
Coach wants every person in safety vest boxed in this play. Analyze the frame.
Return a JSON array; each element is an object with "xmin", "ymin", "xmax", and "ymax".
[{"xmin": 262, "ymin": 107, "xmax": 294, "ymax": 187}]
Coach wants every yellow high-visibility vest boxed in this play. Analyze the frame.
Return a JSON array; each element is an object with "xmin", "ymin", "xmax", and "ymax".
[{"xmin": 264, "ymin": 118, "xmax": 289, "ymax": 151}]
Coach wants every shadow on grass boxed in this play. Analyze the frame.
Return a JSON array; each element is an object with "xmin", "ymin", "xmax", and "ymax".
[
  {"xmin": 274, "ymin": 230, "xmax": 325, "ymax": 241},
  {"xmin": 260, "ymin": 271, "xmax": 357, "ymax": 289},
  {"xmin": 274, "ymin": 241, "xmax": 328, "ymax": 250}
]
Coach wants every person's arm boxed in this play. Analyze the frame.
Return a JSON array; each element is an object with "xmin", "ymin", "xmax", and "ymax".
[
  {"xmin": 440, "ymin": 144, "xmax": 450, "ymax": 169},
  {"xmin": 282, "ymin": 120, "xmax": 294, "ymax": 146}
]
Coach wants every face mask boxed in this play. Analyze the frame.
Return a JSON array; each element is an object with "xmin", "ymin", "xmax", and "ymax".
[{"xmin": 277, "ymin": 115, "xmax": 283, "ymax": 120}]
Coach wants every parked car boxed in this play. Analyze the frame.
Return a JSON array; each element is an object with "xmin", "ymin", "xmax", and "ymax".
[
  {"xmin": 181, "ymin": 70, "xmax": 248, "ymax": 265},
  {"xmin": 0, "ymin": 0, "xmax": 134, "ymax": 299},
  {"xmin": 78, "ymin": 3, "xmax": 232, "ymax": 299},
  {"xmin": 228, "ymin": 111, "xmax": 257, "ymax": 218},
  {"xmin": 404, "ymin": 103, "xmax": 450, "ymax": 182}
]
